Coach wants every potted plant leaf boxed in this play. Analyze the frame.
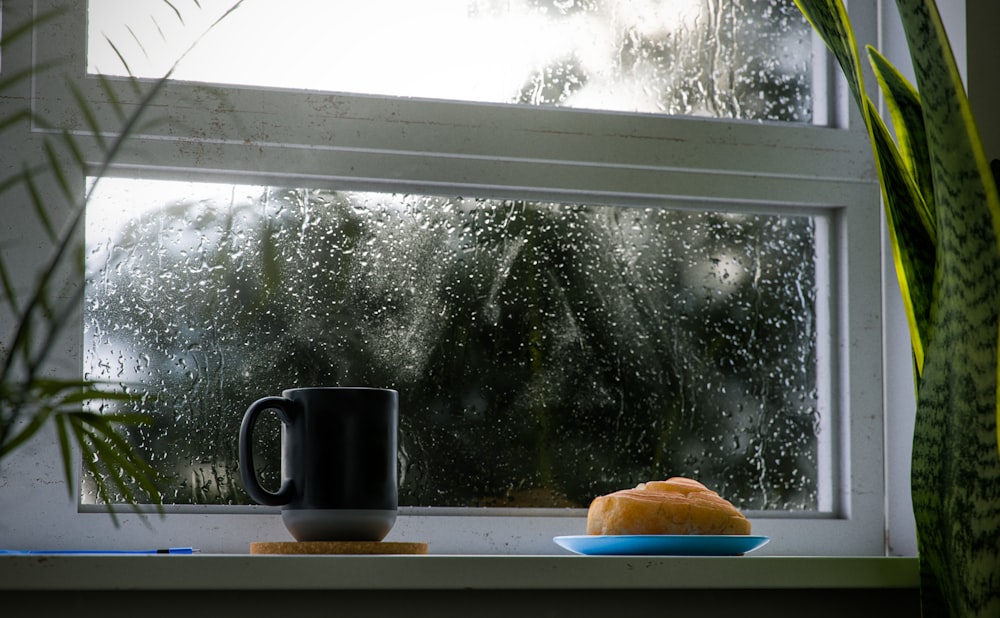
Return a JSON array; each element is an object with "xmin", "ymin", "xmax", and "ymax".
[
  {"xmin": 793, "ymin": 0, "xmax": 1000, "ymax": 615},
  {"xmin": 1, "ymin": 1, "xmax": 243, "ymax": 523},
  {"xmin": 0, "ymin": 5, "xmax": 172, "ymax": 520}
]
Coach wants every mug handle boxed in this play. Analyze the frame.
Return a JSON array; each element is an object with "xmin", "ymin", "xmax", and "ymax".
[{"xmin": 239, "ymin": 396, "xmax": 296, "ymax": 506}]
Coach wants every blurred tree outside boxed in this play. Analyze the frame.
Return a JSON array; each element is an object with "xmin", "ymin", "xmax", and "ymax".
[
  {"xmin": 85, "ymin": 185, "xmax": 820, "ymax": 510},
  {"xmin": 81, "ymin": 0, "xmax": 820, "ymax": 511}
]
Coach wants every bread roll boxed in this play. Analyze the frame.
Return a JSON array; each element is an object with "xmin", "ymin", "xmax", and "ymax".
[{"xmin": 586, "ymin": 477, "xmax": 750, "ymax": 535}]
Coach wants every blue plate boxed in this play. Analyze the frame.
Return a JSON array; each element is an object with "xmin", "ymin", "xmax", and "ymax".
[{"xmin": 553, "ymin": 534, "xmax": 769, "ymax": 556}]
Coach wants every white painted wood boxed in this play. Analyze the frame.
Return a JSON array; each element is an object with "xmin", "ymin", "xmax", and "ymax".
[{"xmin": 0, "ymin": 554, "xmax": 918, "ymax": 590}]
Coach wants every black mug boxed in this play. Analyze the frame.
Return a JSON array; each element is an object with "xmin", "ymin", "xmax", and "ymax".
[{"xmin": 239, "ymin": 387, "xmax": 398, "ymax": 542}]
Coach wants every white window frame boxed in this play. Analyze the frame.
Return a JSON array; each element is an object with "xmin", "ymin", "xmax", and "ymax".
[{"xmin": 0, "ymin": 0, "xmax": 920, "ymax": 556}]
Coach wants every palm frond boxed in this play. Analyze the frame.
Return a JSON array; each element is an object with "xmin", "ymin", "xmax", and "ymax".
[
  {"xmin": 0, "ymin": 11, "xmax": 166, "ymax": 517},
  {"xmin": 2, "ymin": 1, "xmax": 248, "ymax": 521}
]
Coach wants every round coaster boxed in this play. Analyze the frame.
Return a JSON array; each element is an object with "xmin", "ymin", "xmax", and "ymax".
[{"xmin": 250, "ymin": 541, "xmax": 428, "ymax": 555}]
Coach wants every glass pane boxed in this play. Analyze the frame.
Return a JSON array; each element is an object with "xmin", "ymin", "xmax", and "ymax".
[
  {"xmin": 84, "ymin": 178, "xmax": 824, "ymax": 510},
  {"xmin": 87, "ymin": 0, "xmax": 813, "ymax": 121}
]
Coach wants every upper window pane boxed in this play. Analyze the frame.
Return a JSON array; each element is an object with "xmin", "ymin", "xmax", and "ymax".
[{"xmin": 87, "ymin": 0, "xmax": 814, "ymax": 121}]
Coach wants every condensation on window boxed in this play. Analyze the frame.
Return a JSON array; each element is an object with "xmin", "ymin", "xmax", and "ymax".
[
  {"xmin": 83, "ymin": 178, "xmax": 824, "ymax": 510},
  {"xmin": 87, "ymin": 0, "xmax": 814, "ymax": 121}
]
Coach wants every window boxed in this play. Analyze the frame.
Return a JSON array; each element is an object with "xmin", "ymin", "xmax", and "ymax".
[
  {"xmin": 2, "ymin": 0, "xmax": 894, "ymax": 555},
  {"xmin": 85, "ymin": 181, "xmax": 831, "ymax": 512}
]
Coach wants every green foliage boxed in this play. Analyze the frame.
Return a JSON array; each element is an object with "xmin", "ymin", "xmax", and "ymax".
[
  {"xmin": 89, "ymin": 188, "xmax": 821, "ymax": 510},
  {"xmin": 1, "ymin": 1, "xmax": 246, "ymax": 520},
  {"xmin": 794, "ymin": 0, "xmax": 1000, "ymax": 615},
  {"xmin": 795, "ymin": 0, "xmax": 940, "ymax": 373},
  {"xmin": 0, "ymin": 8, "xmax": 168, "ymax": 521}
]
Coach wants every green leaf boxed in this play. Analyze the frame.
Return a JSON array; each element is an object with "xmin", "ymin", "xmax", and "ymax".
[
  {"xmin": 866, "ymin": 99, "xmax": 936, "ymax": 373},
  {"xmin": 0, "ymin": 404, "xmax": 53, "ymax": 459},
  {"xmin": 68, "ymin": 418, "xmax": 121, "ymax": 526},
  {"xmin": 103, "ymin": 35, "xmax": 135, "ymax": 79},
  {"xmin": 162, "ymin": 0, "xmax": 185, "ymax": 25},
  {"xmin": 0, "ymin": 251, "xmax": 18, "ymax": 310},
  {"xmin": 893, "ymin": 1, "xmax": 1000, "ymax": 263},
  {"xmin": 893, "ymin": 0, "xmax": 1000, "ymax": 448},
  {"xmin": 125, "ymin": 25, "xmax": 150, "ymax": 62},
  {"xmin": 95, "ymin": 74, "xmax": 128, "ymax": 125},
  {"xmin": 889, "ymin": 1, "xmax": 1000, "ymax": 615},
  {"xmin": 0, "ymin": 6, "xmax": 65, "ymax": 49},
  {"xmin": 0, "ymin": 108, "xmax": 30, "ymax": 137},
  {"xmin": 54, "ymin": 414, "xmax": 75, "ymax": 501},
  {"xmin": 868, "ymin": 46, "xmax": 936, "ymax": 226},
  {"xmin": 68, "ymin": 81, "xmax": 110, "ymax": 152},
  {"xmin": 70, "ymin": 412, "xmax": 163, "ymax": 519},
  {"xmin": 796, "ymin": 0, "xmax": 936, "ymax": 372},
  {"xmin": 794, "ymin": 0, "xmax": 866, "ymax": 113},
  {"xmin": 43, "ymin": 139, "xmax": 76, "ymax": 205},
  {"xmin": 2, "ymin": 0, "xmax": 246, "ymax": 526},
  {"xmin": 58, "ymin": 130, "xmax": 89, "ymax": 175}
]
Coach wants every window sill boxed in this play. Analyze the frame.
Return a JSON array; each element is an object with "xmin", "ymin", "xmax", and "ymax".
[
  {"xmin": 2, "ymin": 554, "xmax": 920, "ymax": 617},
  {"xmin": 1, "ymin": 554, "xmax": 918, "ymax": 591}
]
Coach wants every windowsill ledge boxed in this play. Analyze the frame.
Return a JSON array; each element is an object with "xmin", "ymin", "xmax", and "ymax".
[{"xmin": 1, "ymin": 554, "xmax": 918, "ymax": 591}]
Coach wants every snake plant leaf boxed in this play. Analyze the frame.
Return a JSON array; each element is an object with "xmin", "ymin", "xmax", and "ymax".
[
  {"xmin": 866, "ymin": 107, "xmax": 936, "ymax": 373},
  {"xmin": 868, "ymin": 46, "xmax": 937, "ymax": 228},
  {"xmin": 891, "ymin": 0, "xmax": 1000, "ymax": 265},
  {"xmin": 796, "ymin": 0, "xmax": 936, "ymax": 372},
  {"xmin": 864, "ymin": 49, "xmax": 939, "ymax": 376},
  {"xmin": 795, "ymin": 0, "xmax": 1000, "ymax": 614},
  {"xmin": 794, "ymin": 0, "xmax": 865, "ymax": 112},
  {"xmin": 893, "ymin": 1, "xmax": 1000, "ymax": 615},
  {"xmin": 892, "ymin": 0, "xmax": 1000, "ymax": 455}
]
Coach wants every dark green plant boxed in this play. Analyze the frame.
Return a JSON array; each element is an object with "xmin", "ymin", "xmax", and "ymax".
[
  {"xmin": 0, "ymin": 6, "xmax": 173, "ymax": 520},
  {"xmin": 794, "ymin": 0, "xmax": 1000, "ymax": 615},
  {"xmin": 1, "ymin": 2, "xmax": 243, "ymax": 521}
]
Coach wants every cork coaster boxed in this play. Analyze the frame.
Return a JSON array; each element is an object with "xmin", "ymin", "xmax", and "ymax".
[{"xmin": 250, "ymin": 541, "xmax": 428, "ymax": 555}]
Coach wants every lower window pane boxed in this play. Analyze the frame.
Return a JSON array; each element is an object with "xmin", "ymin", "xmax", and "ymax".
[{"xmin": 84, "ymin": 178, "xmax": 824, "ymax": 511}]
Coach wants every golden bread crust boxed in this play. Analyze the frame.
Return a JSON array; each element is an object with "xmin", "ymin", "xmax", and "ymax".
[{"xmin": 586, "ymin": 477, "xmax": 750, "ymax": 535}]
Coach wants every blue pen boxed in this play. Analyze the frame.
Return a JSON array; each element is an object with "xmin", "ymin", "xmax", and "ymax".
[{"xmin": 0, "ymin": 547, "xmax": 197, "ymax": 555}]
